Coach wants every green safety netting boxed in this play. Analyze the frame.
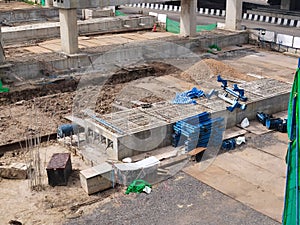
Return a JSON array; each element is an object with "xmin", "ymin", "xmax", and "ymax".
[
  {"xmin": 166, "ymin": 18, "xmax": 217, "ymax": 34},
  {"xmin": 283, "ymin": 66, "xmax": 300, "ymax": 225},
  {"xmin": 0, "ymin": 79, "xmax": 9, "ymax": 93},
  {"xmin": 115, "ymin": 10, "xmax": 126, "ymax": 16}
]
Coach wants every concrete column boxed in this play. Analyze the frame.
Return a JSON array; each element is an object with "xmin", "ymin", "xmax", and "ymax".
[
  {"xmin": 180, "ymin": 0, "xmax": 197, "ymax": 37},
  {"xmin": 281, "ymin": 0, "xmax": 297, "ymax": 10},
  {"xmin": 0, "ymin": 26, "xmax": 5, "ymax": 63},
  {"xmin": 45, "ymin": 0, "xmax": 53, "ymax": 7},
  {"xmin": 59, "ymin": 9, "xmax": 78, "ymax": 54},
  {"xmin": 225, "ymin": 0, "xmax": 242, "ymax": 31}
]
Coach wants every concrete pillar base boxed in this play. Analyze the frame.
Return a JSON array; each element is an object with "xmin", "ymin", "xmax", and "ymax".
[
  {"xmin": 180, "ymin": 0, "xmax": 197, "ymax": 37},
  {"xmin": 59, "ymin": 8, "xmax": 79, "ymax": 55},
  {"xmin": 0, "ymin": 26, "xmax": 5, "ymax": 64},
  {"xmin": 225, "ymin": 0, "xmax": 242, "ymax": 31}
]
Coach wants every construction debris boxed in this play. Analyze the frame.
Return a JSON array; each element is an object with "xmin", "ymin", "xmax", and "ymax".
[{"xmin": 0, "ymin": 162, "xmax": 29, "ymax": 179}]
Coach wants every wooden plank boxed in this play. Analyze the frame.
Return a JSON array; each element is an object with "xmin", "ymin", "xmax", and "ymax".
[
  {"xmin": 187, "ymin": 147, "xmax": 206, "ymax": 156},
  {"xmin": 184, "ymin": 164, "xmax": 283, "ymax": 222},
  {"xmin": 238, "ymin": 121, "xmax": 271, "ymax": 135},
  {"xmin": 160, "ymin": 154, "xmax": 189, "ymax": 168},
  {"xmin": 259, "ymin": 142, "xmax": 288, "ymax": 160},
  {"xmin": 234, "ymin": 147, "xmax": 286, "ymax": 177},
  {"xmin": 213, "ymin": 152, "xmax": 285, "ymax": 199},
  {"xmin": 223, "ymin": 126, "xmax": 248, "ymax": 140},
  {"xmin": 131, "ymin": 146, "xmax": 178, "ymax": 162}
]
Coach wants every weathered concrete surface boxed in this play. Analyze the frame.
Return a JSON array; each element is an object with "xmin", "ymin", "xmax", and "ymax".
[
  {"xmin": 225, "ymin": 0, "xmax": 242, "ymax": 30},
  {"xmin": 59, "ymin": 8, "xmax": 78, "ymax": 54},
  {"xmin": 1, "ymin": 16, "xmax": 155, "ymax": 45},
  {"xmin": 180, "ymin": 0, "xmax": 197, "ymax": 37},
  {"xmin": 0, "ymin": 162, "xmax": 29, "ymax": 179}
]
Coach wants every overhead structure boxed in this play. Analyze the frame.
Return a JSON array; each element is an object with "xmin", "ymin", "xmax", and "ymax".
[
  {"xmin": 53, "ymin": 0, "xmax": 197, "ymax": 54},
  {"xmin": 225, "ymin": 0, "xmax": 242, "ymax": 31}
]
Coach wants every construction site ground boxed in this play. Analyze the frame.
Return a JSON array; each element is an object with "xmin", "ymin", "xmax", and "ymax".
[{"xmin": 0, "ymin": 28, "xmax": 298, "ymax": 224}]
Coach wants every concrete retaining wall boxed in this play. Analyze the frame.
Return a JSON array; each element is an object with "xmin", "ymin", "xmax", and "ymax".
[
  {"xmin": 0, "ymin": 8, "xmax": 58, "ymax": 23},
  {"xmin": 2, "ymin": 16, "xmax": 154, "ymax": 45}
]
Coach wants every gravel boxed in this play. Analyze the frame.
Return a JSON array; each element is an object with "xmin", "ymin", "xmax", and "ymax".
[{"xmin": 65, "ymin": 172, "xmax": 280, "ymax": 225}]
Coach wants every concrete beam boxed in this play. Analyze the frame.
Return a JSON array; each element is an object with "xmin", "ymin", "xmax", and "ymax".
[
  {"xmin": 180, "ymin": 0, "xmax": 197, "ymax": 37},
  {"xmin": 59, "ymin": 8, "xmax": 78, "ymax": 54},
  {"xmin": 225, "ymin": 0, "xmax": 242, "ymax": 31},
  {"xmin": 0, "ymin": 26, "xmax": 5, "ymax": 63},
  {"xmin": 45, "ymin": 0, "xmax": 53, "ymax": 7}
]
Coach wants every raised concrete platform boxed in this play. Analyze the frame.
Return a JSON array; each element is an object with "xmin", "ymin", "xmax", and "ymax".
[{"xmin": 2, "ymin": 15, "xmax": 155, "ymax": 45}]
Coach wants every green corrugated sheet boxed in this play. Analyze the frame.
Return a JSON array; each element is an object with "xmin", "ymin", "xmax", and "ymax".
[
  {"xmin": 115, "ymin": 10, "xmax": 126, "ymax": 16},
  {"xmin": 283, "ymin": 67, "xmax": 300, "ymax": 225},
  {"xmin": 166, "ymin": 18, "xmax": 217, "ymax": 34}
]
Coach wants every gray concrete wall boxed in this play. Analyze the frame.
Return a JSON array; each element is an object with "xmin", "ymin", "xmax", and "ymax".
[
  {"xmin": 0, "ymin": 8, "xmax": 58, "ymax": 23},
  {"xmin": 2, "ymin": 16, "xmax": 155, "ymax": 45},
  {"xmin": 6, "ymin": 31, "xmax": 249, "ymax": 81}
]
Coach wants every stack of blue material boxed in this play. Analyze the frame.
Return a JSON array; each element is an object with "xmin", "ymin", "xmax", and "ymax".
[
  {"xmin": 172, "ymin": 87, "xmax": 204, "ymax": 104},
  {"xmin": 172, "ymin": 112, "xmax": 225, "ymax": 152}
]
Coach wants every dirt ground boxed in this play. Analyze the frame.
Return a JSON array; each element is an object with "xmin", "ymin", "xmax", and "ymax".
[
  {"xmin": 0, "ymin": 0, "xmax": 39, "ymax": 11},
  {"xmin": 0, "ymin": 59, "xmax": 257, "ymax": 146}
]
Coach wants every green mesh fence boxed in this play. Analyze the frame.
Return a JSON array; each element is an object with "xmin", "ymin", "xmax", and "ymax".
[
  {"xmin": 282, "ymin": 68, "xmax": 300, "ymax": 225},
  {"xmin": 115, "ymin": 10, "xmax": 126, "ymax": 16},
  {"xmin": 166, "ymin": 18, "xmax": 217, "ymax": 34}
]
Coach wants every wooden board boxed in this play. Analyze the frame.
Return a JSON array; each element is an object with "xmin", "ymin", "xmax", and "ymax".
[
  {"xmin": 238, "ymin": 121, "xmax": 271, "ymax": 135},
  {"xmin": 187, "ymin": 147, "xmax": 206, "ymax": 156},
  {"xmin": 213, "ymin": 152, "xmax": 285, "ymax": 199},
  {"xmin": 259, "ymin": 142, "xmax": 288, "ymax": 160},
  {"xmin": 223, "ymin": 126, "xmax": 248, "ymax": 140},
  {"xmin": 234, "ymin": 148, "xmax": 286, "ymax": 177},
  {"xmin": 184, "ymin": 163, "xmax": 284, "ymax": 222}
]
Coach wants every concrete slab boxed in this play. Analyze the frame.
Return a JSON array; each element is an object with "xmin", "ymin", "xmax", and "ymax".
[
  {"xmin": 23, "ymin": 46, "xmax": 53, "ymax": 54},
  {"xmin": 184, "ymin": 147, "xmax": 285, "ymax": 222},
  {"xmin": 39, "ymin": 43, "xmax": 61, "ymax": 52},
  {"xmin": 259, "ymin": 142, "xmax": 288, "ymax": 160},
  {"xmin": 239, "ymin": 120, "xmax": 272, "ymax": 135}
]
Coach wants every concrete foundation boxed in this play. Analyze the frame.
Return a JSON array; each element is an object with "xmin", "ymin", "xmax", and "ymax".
[
  {"xmin": 59, "ymin": 8, "xmax": 78, "ymax": 54},
  {"xmin": 2, "ymin": 16, "xmax": 155, "ymax": 45},
  {"xmin": 75, "ymin": 76, "xmax": 290, "ymax": 161},
  {"xmin": 225, "ymin": 0, "xmax": 242, "ymax": 31},
  {"xmin": 0, "ymin": 26, "xmax": 5, "ymax": 64},
  {"xmin": 180, "ymin": 0, "xmax": 197, "ymax": 37}
]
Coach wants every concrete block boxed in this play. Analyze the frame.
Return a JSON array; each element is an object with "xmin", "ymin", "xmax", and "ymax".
[
  {"xmin": 221, "ymin": 10, "xmax": 226, "ymax": 17},
  {"xmin": 155, "ymin": 4, "xmax": 159, "ymax": 9},
  {"xmin": 137, "ymin": 3, "xmax": 141, "ymax": 7},
  {"xmin": 199, "ymin": 8, "xmax": 204, "ymax": 14},
  {"xmin": 133, "ymin": 3, "xmax": 136, "ymax": 7},
  {"xmin": 159, "ymin": 4, "xmax": 163, "ymax": 10},
  {"xmin": 283, "ymin": 18, "xmax": 288, "ymax": 26},
  {"xmin": 141, "ymin": 3, "xmax": 145, "ymax": 8},
  {"xmin": 259, "ymin": 15, "xmax": 264, "ymax": 22},
  {"xmin": 265, "ymin": 16, "xmax": 270, "ymax": 23},
  {"xmin": 253, "ymin": 14, "xmax": 258, "ymax": 21},
  {"xmin": 174, "ymin": 6, "xmax": 178, "ymax": 11},
  {"xmin": 169, "ymin": 5, "xmax": 173, "ymax": 11},
  {"xmin": 271, "ymin": 17, "xmax": 276, "ymax": 23},
  {"xmin": 210, "ymin": 9, "xmax": 215, "ymax": 15},
  {"xmin": 243, "ymin": 13, "xmax": 247, "ymax": 20},
  {"xmin": 277, "ymin": 18, "xmax": 282, "ymax": 25},
  {"xmin": 216, "ymin": 9, "xmax": 220, "ymax": 16},
  {"xmin": 248, "ymin": 14, "xmax": 253, "ymax": 20},
  {"xmin": 297, "ymin": 21, "xmax": 300, "ymax": 28},
  {"xmin": 80, "ymin": 162, "xmax": 113, "ymax": 195},
  {"xmin": 164, "ymin": 5, "xmax": 168, "ymax": 10},
  {"xmin": 146, "ymin": 3, "xmax": 150, "ymax": 8},
  {"xmin": 204, "ymin": 8, "xmax": 209, "ymax": 14},
  {"xmin": 179, "ymin": 6, "xmax": 181, "ymax": 12},
  {"xmin": 0, "ymin": 163, "xmax": 29, "ymax": 179},
  {"xmin": 150, "ymin": 3, "xmax": 154, "ymax": 9},
  {"xmin": 290, "ymin": 19, "xmax": 295, "ymax": 27}
]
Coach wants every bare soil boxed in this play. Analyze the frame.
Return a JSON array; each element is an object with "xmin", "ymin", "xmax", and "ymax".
[{"xmin": 0, "ymin": 1, "xmax": 39, "ymax": 11}]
